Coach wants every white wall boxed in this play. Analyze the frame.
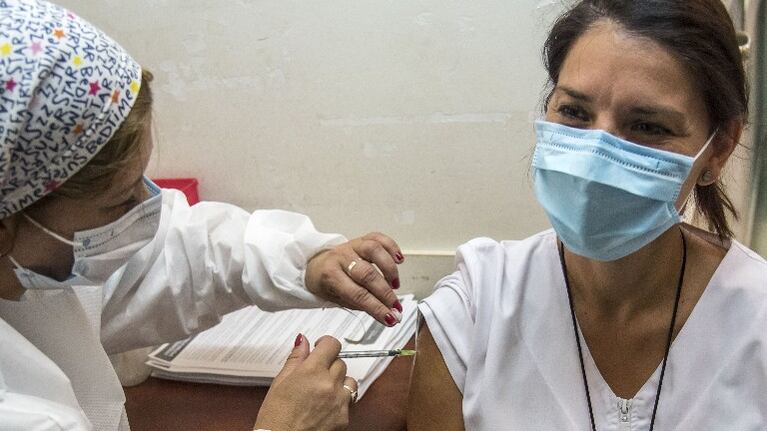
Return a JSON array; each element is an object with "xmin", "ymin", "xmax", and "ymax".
[
  {"xmin": 54, "ymin": 0, "xmax": 564, "ymax": 295},
  {"xmin": 54, "ymin": 0, "xmax": 757, "ymax": 295}
]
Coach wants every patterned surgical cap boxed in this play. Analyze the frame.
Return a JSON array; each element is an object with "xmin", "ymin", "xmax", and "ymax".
[{"xmin": 0, "ymin": 0, "xmax": 142, "ymax": 217}]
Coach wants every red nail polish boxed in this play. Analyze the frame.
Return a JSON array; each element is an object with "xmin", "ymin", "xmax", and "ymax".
[
  {"xmin": 294, "ymin": 333, "xmax": 303, "ymax": 347},
  {"xmin": 395, "ymin": 252, "xmax": 404, "ymax": 262},
  {"xmin": 393, "ymin": 300, "xmax": 403, "ymax": 313},
  {"xmin": 392, "ymin": 278, "xmax": 400, "ymax": 289},
  {"xmin": 384, "ymin": 314, "xmax": 396, "ymax": 326}
]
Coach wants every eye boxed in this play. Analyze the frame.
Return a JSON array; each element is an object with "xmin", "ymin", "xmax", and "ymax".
[
  {"xmin": 556, "ymin": 104, "xmax": 590, "ymax": 123},
  {"xmin": 632, "ymin": 122, "xmax": 673, "ymax": 136}
]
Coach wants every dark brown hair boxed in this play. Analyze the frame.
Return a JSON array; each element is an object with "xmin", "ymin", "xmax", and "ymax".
[{"xmin": 543, "ymin": 0, "xmax": 748, "ymax": 239}]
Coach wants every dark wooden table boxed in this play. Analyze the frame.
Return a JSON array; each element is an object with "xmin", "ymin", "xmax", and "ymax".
[{"xmin": 124, "ymin": 339, "xmax": 414, "ymax": 430}]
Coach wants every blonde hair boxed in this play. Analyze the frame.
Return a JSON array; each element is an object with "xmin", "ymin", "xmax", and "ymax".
[{"xmin": 53, "ymin": 69, "xmax": 155, "ymax": 199}]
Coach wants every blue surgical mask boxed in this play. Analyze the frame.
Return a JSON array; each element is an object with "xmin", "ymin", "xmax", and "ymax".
[
  {"xmin": 532, "ymin": 120, "xmax": 715, "ymax": 262},
  {"xmin": 10, "ymin": 177, "xmax": 163, "ymax": 290}
]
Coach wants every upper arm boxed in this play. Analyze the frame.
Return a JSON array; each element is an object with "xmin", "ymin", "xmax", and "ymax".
[
  {"xmin": 407, "ymin": 321, "xmax": 464, "ymax": 431},
  {"xmin": 407, "ymin": 237, "xmax": 506, "ymax": 430}
]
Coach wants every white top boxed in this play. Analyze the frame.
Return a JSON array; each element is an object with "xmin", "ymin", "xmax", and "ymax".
[
  {"xmin": 419, "ymin": 230, "xmax": 767, "ymax": 430},
  {"xmin": 0, "ymin": 189, "xmax": 345, "ymax": 431}
]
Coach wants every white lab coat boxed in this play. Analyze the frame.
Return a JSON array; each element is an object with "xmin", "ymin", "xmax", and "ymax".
[
  {"xmin": 0, "ymin": 189, "xmax": 346, "ymax": 431},
  {"xmin": 419, "ymin": 229, "xmax": 767, "ymax": 430}
]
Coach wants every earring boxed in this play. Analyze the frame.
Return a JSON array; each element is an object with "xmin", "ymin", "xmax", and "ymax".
[{"xmin": 700, "ymin": 170, "xmax": 715, "ymax": 185}]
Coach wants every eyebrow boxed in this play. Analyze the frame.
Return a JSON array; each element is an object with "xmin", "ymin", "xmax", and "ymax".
[{"xmin": 555, "ymin": 85, "xmax": 593, "ymax": 102}]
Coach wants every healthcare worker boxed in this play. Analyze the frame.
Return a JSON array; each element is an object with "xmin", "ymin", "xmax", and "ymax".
[
  {"xmin": 409, "ymin": 0, "xmax": 767, "ymax": 430},
  {"xmin": 0, "ymin": 1, "xmax": 405, "ymax": 430}
]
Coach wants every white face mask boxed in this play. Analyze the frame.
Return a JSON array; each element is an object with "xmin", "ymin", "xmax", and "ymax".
[{"xmin": 10, "ymin": 178, "xmax": 163, "ymax": 290}]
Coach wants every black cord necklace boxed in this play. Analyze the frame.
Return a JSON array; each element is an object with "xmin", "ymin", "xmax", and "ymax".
[{"xmin": 558, "ymin": 229, "xmax": 687, "ymax": 431}]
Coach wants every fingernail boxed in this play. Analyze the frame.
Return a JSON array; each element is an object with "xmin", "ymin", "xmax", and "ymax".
[
  {"xmin": 393, "ymin": 300, "xmax": 403, "ymax": 313},
  {"xmin": 391, "ymin": 308, "xmax": 402, "ymax": 323},
  {"xmin": 395, "ymin": 252, "xmax": 404, "ymax": 263},
  {"xmin": 294, "ymin": 333, "xmax": 303, "ymax": 347},
  {"xmin": 392, "ymin": 278, "xmax": 400, "ymax": 289},
  {"xmin": 384, "ymin": 314, "xmax": 396, "ymax": 326}
]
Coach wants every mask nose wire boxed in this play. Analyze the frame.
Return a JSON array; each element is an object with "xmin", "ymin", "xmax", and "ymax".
[{"xmin": 21, "ymin": 213, "xmax": 81, "ymax": 247}]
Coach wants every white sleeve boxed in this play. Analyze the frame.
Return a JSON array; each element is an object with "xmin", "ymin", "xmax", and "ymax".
[
  {"xmin": 100, "ymin": 190, "xmax": 346, "ymax": 353},
  {"xmin": 0, "ymin": 393, "xmax": 91, "ymax": 431},
  {"xmin": 0, "ymin": 322, "xmax": 92, "ymax": 431},
  {"xmin": 417, "ymin": 237, "xmax": 505, "ymax": 394},
  {"xmin": 240, "ymin": 209, "xmax": 347, "ymax": 311}
]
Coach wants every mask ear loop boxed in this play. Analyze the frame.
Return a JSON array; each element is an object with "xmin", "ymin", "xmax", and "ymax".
[
  {"xmin": 678, "ymin": 128, "xmax": 720, "ymax": 220},
  {"xmin": 21, "ymin": 213, "xmax": 80, "ymax": 247},
  {"xmin": 7, "ymin": 255, "xmax": 24, "ymax": 271},
  {"xmin": 6, "ymin": 254, "xmax": 36, "ymax": 290},
  {"xmin": 693, "ymin": 128, "xmax": 719, "ymax": 160}
]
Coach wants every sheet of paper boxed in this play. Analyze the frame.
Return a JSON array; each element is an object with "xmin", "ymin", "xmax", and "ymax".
[{"xmin": 147, "ymin": 295, "xmax": 417, "ymax": 398}]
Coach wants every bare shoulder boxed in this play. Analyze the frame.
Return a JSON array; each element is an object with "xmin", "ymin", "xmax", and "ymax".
[{"xmin": 407, "ymin": 322, "xmax": 465, "ymax": 431}]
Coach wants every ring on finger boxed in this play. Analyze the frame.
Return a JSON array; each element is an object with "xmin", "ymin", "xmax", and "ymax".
[
  {"xmin": 346, "ymin": 259, "xmax": 361, "ymax": 276},
  {"xmin": 343, "ymin": 384, "xmax": 359, "ymax": 404}
]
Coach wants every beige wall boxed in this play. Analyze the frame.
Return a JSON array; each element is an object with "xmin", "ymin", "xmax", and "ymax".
[{"xmin": 55, "ymin": 0, "xmax": 757, "ymax": 296}]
